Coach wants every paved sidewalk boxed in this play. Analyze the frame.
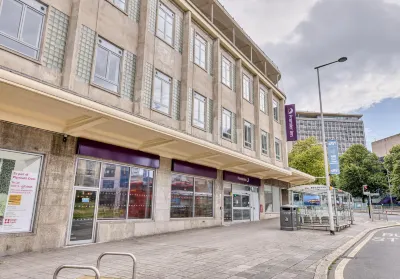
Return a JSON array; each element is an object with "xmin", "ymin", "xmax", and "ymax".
[{"xmin": 0, "ymin": 214, "xmax": 396, "ymax": 279}]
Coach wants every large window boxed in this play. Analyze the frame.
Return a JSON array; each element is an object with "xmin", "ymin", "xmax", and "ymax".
[
  {"xmin": 275, "ymin": 138, "xmax": 282, "ymax": 161},
  {"xmin": 244, "ymin": 120, "xmax": 253, "ymax": 149},
  {"xmin": 194, "ymin": 33, "xmax": 206, "ymax": 69},
  {"xmin": 152, "ymin": 70, "xmax": 171, "ymax": 114},
  {"xmin": 0, "ymin": 0, "xmax": 46, "ymax": 59},
  {"xmin": 170, "ymin": 174, "xmax": 213, "ymax": 218},
  {"xmin": 261, "ymin": 130, "xmax": 269, "ymax": 155},
  {"xmin": 222, "ymin": 108, "xmax": 232, "ymax": 140},
  {"xmin": 157, "ymin": 2, "xmax": 174, "ymax": 46},
  {"xmin": 242, "ymin": 74, "xmax": 251, "ymax": 102},
  {"xmin": 193, "ymin": 92, "xmax": 206, "ymax": 129},
  {"xmin": 273, "ymin": 99, "xmax": 279, "ymax": 121},
  {"xmin": 264, "ymin": 186, "xmax": 273, "ymax": 213},
  {"xmin": 94, "ymin": 37, "xmax": 122, "ymax": 93},
  {"xmin": 0, "ymin": 149, "xmax": 43, "ymax": 233},
  {"xmin": 74, "ymin": 159, "xmax": 155, "ymax": 220},
  {"xmin": 260, "ymin": 88, "xmax": 266, "ymax": 113},
  {"xmin": 221, "ymin": 56, "xmax": 232, "ymax": 88}
]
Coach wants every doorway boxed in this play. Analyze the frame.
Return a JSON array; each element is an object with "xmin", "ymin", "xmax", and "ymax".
[{"xmin": 68, "ymin": 189, "xmax": 98, "ymax": 245}]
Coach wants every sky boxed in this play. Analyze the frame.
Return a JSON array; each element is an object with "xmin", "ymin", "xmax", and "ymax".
[{"xmin": 218, "ymin": 0, "xmax": 400, "ymax": 149}]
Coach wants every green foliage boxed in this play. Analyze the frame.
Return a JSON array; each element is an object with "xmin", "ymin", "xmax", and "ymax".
[
  {"xmin": 289, "ymin": 137, "xmax": 325, "ymax": 184},
  {"xmin": 338, "ymin": 144, "xmax": 388, "ymax": 197},
  {"xmin": 384, "ymin": 145, "xmax": 400, "ymax": 197}
]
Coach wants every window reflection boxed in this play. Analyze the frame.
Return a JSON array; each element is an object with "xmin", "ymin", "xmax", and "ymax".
[
  {"xmin": 75, "ymin": 159, "xmax": 101, "ymax": 187},
  {"xmin": 171, "ymin": 174, "xmax": 194, "ymax": 218},
  {"xmin": 194, "ymin": 179, "xmax": 213, "ymax": 217},
  {"xmin": 128, "ymin": 168, "xmax": 154, "ymax": 219}
]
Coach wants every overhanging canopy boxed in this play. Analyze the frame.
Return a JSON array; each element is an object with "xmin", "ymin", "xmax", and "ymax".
[{"xmin": 289, "ymin": 185, "xmax": 351, "ymax": 196}]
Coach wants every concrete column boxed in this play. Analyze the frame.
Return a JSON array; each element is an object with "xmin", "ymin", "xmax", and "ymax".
[
  {"xmin": 235, "ymin": 58, "xmax": 243, "ymax": 151},
  {"xmin": 259, "ymin": 184, "xmax": 265, "ymax": 219},
  {"xmin": 253, "ymin": 76, "xmax": 261, "ymax": 158},
  {"xmin": 212, "ymin": 38, "xmax": 222, "ymax": 144},
  {"xmin": 280, "ymin": 99, "xmax": 289, "ymax": 168},
  {"xmin": 154, "ymin": 157, "xmax": 172, "ymax": 222},
  {"xmin": 268, "ymin": 88, "xmax": 276, "ymax": 165},
  {"xmin": 214, "ymin": 170, "xmax": 223, "ymax": 225},
  {"xmin": 180, "ymin": 11, "xmax": 193, "ymax": 133}
]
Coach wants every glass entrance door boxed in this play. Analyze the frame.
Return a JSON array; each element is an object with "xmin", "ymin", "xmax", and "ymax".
[
  {"xmin": 232, "ymin": 193, "xmax": 251, "ymax": 221},
  {"xmin": 68, "ymin": 189, "xmax": 98, "ymax": 245}
]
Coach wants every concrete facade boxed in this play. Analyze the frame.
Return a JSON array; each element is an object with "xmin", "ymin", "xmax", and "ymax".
[{"xmin": 372, "ymin": 133, "xmax": 400, "ymax": 158}]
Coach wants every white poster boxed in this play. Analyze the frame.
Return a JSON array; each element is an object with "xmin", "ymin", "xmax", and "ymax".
[{"xmin": 1, "ymin": 171, "xmax": 39, "ymax": 232}]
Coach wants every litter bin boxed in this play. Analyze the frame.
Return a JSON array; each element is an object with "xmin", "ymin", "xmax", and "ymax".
[{"xmin": 280, "ymin": 205, "xmax": 299, "ymax": 231}]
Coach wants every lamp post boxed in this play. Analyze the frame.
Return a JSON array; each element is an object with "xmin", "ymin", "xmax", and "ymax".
[{"xmin": 314, "ymin": 57, "xmax": 347, "ymax": 235}]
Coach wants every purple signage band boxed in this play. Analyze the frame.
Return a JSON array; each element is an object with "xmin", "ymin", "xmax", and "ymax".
[
  {"xmin": 285, "ymin": 104, "xmax": 298, "ymax": 141},
  {"xmin": 223, "ymin": 171, "xmax": 261, "ymax": 187},
  {"xmin": 172, "ymin": 160, "xmax": 217, "ymax": 179},
  {"xmin": 77, "ymin": 138, "xmax": 160, "ymax": 169}
]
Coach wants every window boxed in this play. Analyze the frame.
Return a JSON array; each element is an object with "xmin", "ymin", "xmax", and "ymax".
[
  {"xmin": 0, "ymin": 0, "xmax": 46, "ymax": 59},
  {"xmin": 273, "ymin": 100, "xmax": 279, "ymax": 121},
  {"xmin": 222, "ymin": 108, "xmax": 232, "ymax": 140},
  {"xmin": 111, "ymin": 0, "xmax": 126, "ymax": 10},
  {"xmin": 128, "ymin": 168, "xmax": 154, "ymax": 219},
  {"xmin": 242, "ymin": 74, "xmax": 251, "ymax": 102},
  {"xmin": 152, "ymin": 70, "xmax": 172, "ymax": 114},
  {"xmin": 194, "ymin": 33, "xmax": 206, "ymax": 69},
  {"xmin": 244, "ymin": 121, "xmax": 252, "ymax": 149},
  {"xmin": 261, "ymin": 130, "xmax": 269, "ymax": 155},
  {"xmin": 170, "ymin": 174, "xmax": 213, "ymax": 218},
  {"xmin": 264, "ymin": 186, "xmax": 273, "ymax": 213},
  {"xmin": 221, "ymin": 56, "xmax": 232, "ymax": 88},
  {"xmin": 0, "ymin": 149, "xmax": 43, "ymax": 233},
  {"xmin": 193, "ymin": 92, "xmax": 206, "ymax": 129},
  {"xmin": 275, "ymin": 138, "xmax": 281, "ymax": 161},
  {"xmin": 157, "ymin": 2, "xmax": 174, "ymax": 45},
  {"xmin": 260, "ymin": 88, "xmax": 266, "ymax": 113},
  {"xmin": 94, "ymin": 38, "xmax": 122, "ymax": 93}
]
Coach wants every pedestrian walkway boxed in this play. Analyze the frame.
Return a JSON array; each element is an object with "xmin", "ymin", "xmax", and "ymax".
[{"xmin": 0, "ymin": 214, "xmax": 396, "ymax": 279}]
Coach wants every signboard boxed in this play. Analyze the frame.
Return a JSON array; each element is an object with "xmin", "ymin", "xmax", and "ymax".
[
  {"xmin": 223, "ymin": 171, "xmax": 261, "ymax": 186},
  {"xmin": 285, "ymin": 104, "xmax": 298, "ymax": 141},
  {"xmin": 1, "ymin": 171, "xmax": 39, "ymax": 233},
  {"xmin": 327, "ymin": 140, "xmax": 340, "ymax": 175}
]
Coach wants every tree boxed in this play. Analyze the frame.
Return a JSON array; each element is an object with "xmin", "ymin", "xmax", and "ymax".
[
  {"xmin": 338, "ymin": 144, "xmax": 388, "ymax": 198},
  {"xmin": 384, "ymin": 145, "xmax": 400, "ymax": 197},
  {"xmin": 289, "ymin": 137, "xmax": 325, "ymax": 184}
]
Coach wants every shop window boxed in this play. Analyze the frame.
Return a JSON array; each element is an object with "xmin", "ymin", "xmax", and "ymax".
[
  {"xmin": 0, "ymin": 149, "xmax": 43, "ymax": 233},
  {"xmin": 75, "ymin": 159, "xmax": 101, "ymax": 187},
  {"xmin": 170, "ymin": 174, "xmax": 213, "ymax": 218},
  {"xmin": 152, "ymin": 70, "xmax": 172, "ymax": 115},
  {"xmin": 94, "ymin": 37, "xmax": 123, "ymax": 93},
  {"xmin": 128, "ymin": 167, "xmax": 154, "ymax": 219},
  {"xmin": 264, "ymin": 185, "xmax": 273, "ymax": 213},
  {"xmin": 0, "ymin": 0, "xmax": 46, "ymax": 59},
  {"xmin": 157, "ymin": 2, "xmax": 174, "ymax": 46}
]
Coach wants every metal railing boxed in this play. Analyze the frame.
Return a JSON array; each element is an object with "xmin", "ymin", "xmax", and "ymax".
[
  {"xmin": 53, "ymin": 265, "xmax": 100, "ymax": 279},
  {"xmin": 97, "ymin": 252, "xmax": 137, "ymax": 279}
]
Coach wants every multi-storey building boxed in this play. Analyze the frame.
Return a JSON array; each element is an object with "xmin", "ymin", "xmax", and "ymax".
[
  {"xmin": 292, "ymin": 112, "xmax": 366, "ymax": 155},
  {"xmin": 372, "ymin": 133, "xmax": 400, "ymax": 158},
  {"xmin": 0, "ymin": 0, "xmax": 313, "ymax": 255}
]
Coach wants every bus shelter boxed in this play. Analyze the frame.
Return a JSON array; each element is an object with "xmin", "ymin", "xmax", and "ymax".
[{"xmin": 289, "ymin": 185, "xmax": 354, "ymax": 231}]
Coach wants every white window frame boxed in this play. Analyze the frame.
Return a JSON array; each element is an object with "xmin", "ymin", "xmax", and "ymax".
[
  {"xmin": 192, "ymin": 92, "xmax": 206, "ymax": 129},
  {"xmin": 93, "ymin": 37, "xmax": 123, "ymax": 93},
  {"xmin": 152, "ymin": 70, "xmax": 172, "ymax": 115},
  {"xmin": 275, "ymin": 138, "xmax": 281, "ymax": 161},
  {"xmin": 156, "ymin": 2, "xmax": 174, "ymax": 46},
  {"xmin": 260, "ymin": 87, "xmax": 266, "ymax": 113},
  {"xmin": 221, "ymin": 56, "xmax": 232, "ymax": 88},
  {"xmin": 261, "ymin": 130, "xmax": 269, "ymax": 155},
  {"xmin": 111, "ymin": 0, "xmax": 126, "ymax": 11},
  {"xmin": 222, "ymin": 108, "xmax": 232, "ymax": 140},
  {"xmin": 244, "ymin": 120, "xmax": 252, "ymax": 149},
  {"xmin": 0, "ymin": 0, "xmax": 47, "ymax": 60},
  {"xmin": 273, "ymin": 99, "xmax": 279, "ymax": 121},
  {"xmin": 194, "ymin": 32, "xmax": 207, "ymax": 70},
  {"xmin": 243, "ymin": 74, "xmax": 251, "ymax": 102}
]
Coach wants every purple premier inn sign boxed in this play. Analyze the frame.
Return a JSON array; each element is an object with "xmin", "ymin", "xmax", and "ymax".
[{"xmin": 285, "ymin": 104, "xmax": 298, "ymax": 141}]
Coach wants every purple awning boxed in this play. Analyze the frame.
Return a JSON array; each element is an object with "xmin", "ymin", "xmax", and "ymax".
[
  {"xmin": 223, "ymin": 171, "xmax": 261, "ymax": 186},
  {"xmin": 172, "ymin": 159, "xmax": 217, "ymax": 179},
  {"xmin": 77, "ymin": 138, "xmax": 160, "ymax": 169}
]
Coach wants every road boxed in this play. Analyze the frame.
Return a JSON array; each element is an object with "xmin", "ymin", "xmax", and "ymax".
[{"xmin": 333, "ymin": 226, "xmax": 400, "ymax": 279}]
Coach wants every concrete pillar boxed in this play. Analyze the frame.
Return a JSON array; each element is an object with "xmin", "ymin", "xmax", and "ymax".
[
  {"xmin": 154, "ymin": 157, "xmax": 172, "ymax": 222},
  {"xmin": 268, "ymin": 88, "xmax": 276, "ymax": 165},
  {"xmin": 280, "ymin": 99, "xmax": 289, "ymax": 168},
  {"xmin": 253, "ymin": 76, "xmax": 261, "ymax": 159},
  {"xmin": 259, "ymin": 183, "xmax": 265, "ymax": 219},
  {"xmin": 235, "ymin": 58, "xmax": 243, "ymax": 151},
  {"xmin": 214, "ymin": 170, "xmax": 223, "ymax": 225},
  {"xmin": 212, "ymin": 38, "xmax": 222, "ymax": 144},
  {"xmin": 180, "ymin": 11, "xmax": 193, "ymax": 133}
]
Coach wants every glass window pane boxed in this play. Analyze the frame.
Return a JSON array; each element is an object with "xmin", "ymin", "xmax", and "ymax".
[
  {"xmin": 233, "ymin": 194, "xmax": 242, "ymax": 208},
  {"xmin": 93, "ymin": 76, "xmax": 118, "ymax": 93},
  {"xmin": 114, "ymin": 0, "xmax": 126, "ymax": 10},
  {"xmin": 0, "ymin": 33, "xmax": 37, "ymax": 58},
  {"xmin": 128, "ymin": 168, "xmax": 154, "ymax": 219},
  {"xmin": 194, "ymin": 179, "xmax": 213, "ymax": 217},
  {"xmin": 171, "ymin": 174, "xmax": 194, "ymax": 218},
  {"xmin": 157, "ymin": 11, "xmax": 165, "ymax": 37},
  {"xmin": 153, "ymin": 77, "xmax": 162, "ymax": 103},
  {"xmin": 98, "ymin": 164, "xmax": 129, "ymax": 219},
  {"xmin": 21, "ymin": 7, "xmax": 43, "ymax": 48},
  {"xmin": 165, "ymin": 20, "xmax": 173, "ymax": 44},
  {"xmin": 95, "ymin": 46, "xmax": 108, "ymax": 78},
  {"xmin": 107, "ymin": 53, "xmax": 121, "ymax": 84},
  {"xmin": 161, "ymin": 81, "xmax": 170, "ymax": 106},
  {"xmin": 0, "ymin": 0, "xmax": 23, "ymax": 38},
  {"xmin": 75, "ymin": 159, "xmax": 101, "ymax": 187},
  {"xmin": 233, "ymin": 209, "xmax": 242, "ymax": 220},
  {"xmin": 242, "ymin": 195, "xmax": 250, "ymax": 207}
]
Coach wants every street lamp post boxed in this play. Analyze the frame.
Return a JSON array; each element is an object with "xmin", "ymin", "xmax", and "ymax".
[{"xmin": 314, "ymin": 57, "xmax": 347, "ymax": 235}]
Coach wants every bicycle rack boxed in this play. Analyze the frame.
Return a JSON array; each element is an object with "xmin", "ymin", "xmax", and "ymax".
[
  {"xmin": 53, "ymin": 265, "xmax": 101, "ymax": 279},
  {"xmin": 97, "ymin": 252, "xmax": 137, "ymax": 279}
]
